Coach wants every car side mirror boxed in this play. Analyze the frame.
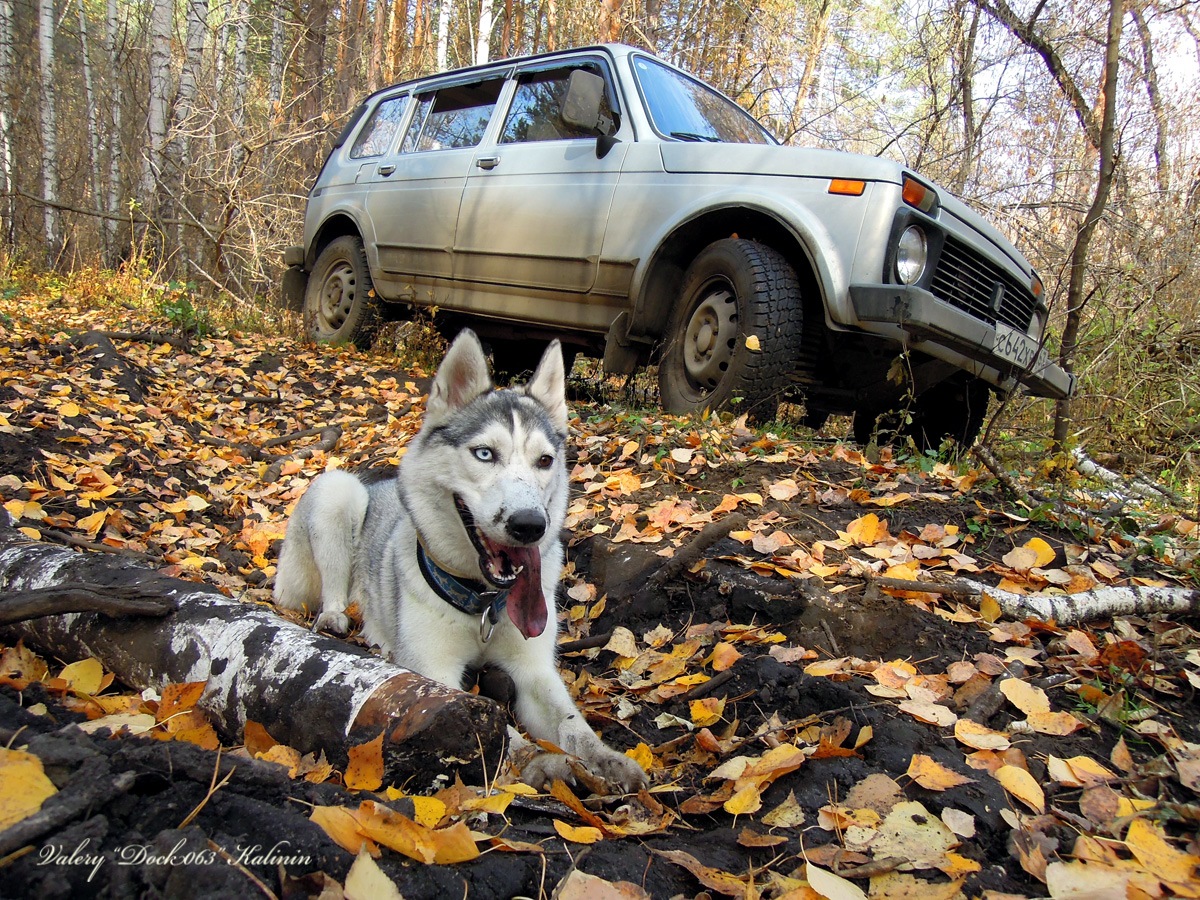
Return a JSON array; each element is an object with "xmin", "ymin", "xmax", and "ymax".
[{"xmin": 561, "ymin": 70, "xmax": 606, "ymax": 133}]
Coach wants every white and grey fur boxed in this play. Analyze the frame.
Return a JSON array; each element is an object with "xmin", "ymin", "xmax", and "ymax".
[{"xmin": 273, "ymin": 330, "xmax": 646, "ymax": 792}]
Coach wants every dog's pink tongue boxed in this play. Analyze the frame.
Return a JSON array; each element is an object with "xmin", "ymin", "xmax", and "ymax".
[{"xmin": 505, "ymin": 546, "xmax": 546, "ymax": 638}]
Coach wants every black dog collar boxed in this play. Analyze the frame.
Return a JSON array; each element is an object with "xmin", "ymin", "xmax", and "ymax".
[{"xmin": 415, "ymin": 540, "xmax": 509, "ymax": 642}]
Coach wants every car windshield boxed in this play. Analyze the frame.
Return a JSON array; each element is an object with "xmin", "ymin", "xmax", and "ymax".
[{"xmin": 631, "ymin": 56, "xmax": 773, "ymax": 145}]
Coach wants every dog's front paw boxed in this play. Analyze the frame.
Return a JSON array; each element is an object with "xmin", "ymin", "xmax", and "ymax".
[
  {"xmin": 312, "ymin": 610, "xmax": 350, "ymax": 634},
  {"xmin": 579, "ymin": 746, "xmax": 649, "ymax": 795},
  {"xmin": 519, "ymin": 752, "xmax": 576, "ymax": 790}
]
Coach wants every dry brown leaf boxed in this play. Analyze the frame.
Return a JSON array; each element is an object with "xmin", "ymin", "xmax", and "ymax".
[
  {"xmin": 553, "ymin": 870, "xmax": 651, "ymax": 900},
  {"xmin": 652, "ymin": 848, "xmax": 749, "ymax": 897}
]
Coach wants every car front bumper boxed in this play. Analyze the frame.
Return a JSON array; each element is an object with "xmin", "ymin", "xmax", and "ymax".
[{"xmin": 849, "ymin": 284, "xmax": 1075, "ymax": 400}]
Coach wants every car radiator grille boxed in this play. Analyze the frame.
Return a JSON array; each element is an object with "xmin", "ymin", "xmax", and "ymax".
[{"xmin": 929, "ymin": 236, "xmax": 1038, "ymax": 333}]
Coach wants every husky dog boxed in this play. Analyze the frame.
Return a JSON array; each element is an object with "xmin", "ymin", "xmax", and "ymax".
[{"xmin": 273, "ymin": 330, "xmax": 646, "ymax": 793}]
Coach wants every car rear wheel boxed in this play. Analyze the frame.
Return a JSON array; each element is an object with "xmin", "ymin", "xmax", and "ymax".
[
  {"xmin": 658, "ymin": 239, "xmax": 802, "ymax": 422},
  {"xmin": 304, "ymin": 235, "xmax": 380, "ymax": 348}
]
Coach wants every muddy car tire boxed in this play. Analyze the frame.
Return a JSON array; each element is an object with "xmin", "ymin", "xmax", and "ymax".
[
  {"xmin": 304, "ymin": 236, "xmax": 380, "ymax": 348},
  {"xmin": 659, "ymin": 239, "xmax": 802, "ymax": 422}
]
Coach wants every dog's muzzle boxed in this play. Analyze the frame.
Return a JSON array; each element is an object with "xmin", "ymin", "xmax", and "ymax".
[{"xmin": 453, "ymin": 496, "xmax": 548, "ymax": 639}]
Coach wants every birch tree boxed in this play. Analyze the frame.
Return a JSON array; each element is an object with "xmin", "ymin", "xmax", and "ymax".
[
  {"xmin": 38, "ymin": 0, "xmax": 59, "ymax": 257},
  {"xmin": 477, "ymin": 0, "xmax": 494, "ymax": 63},
  {"xmin": 145, "ymin": 0, "xmax": 174, "ymax": 217},
  {"xmin": 104, "ymin": 0, "xmax": 122, "ymax": 255},
  {"xmin": 77, "ymin": 6, "xmax": 106, "ymax": 253},
  {"xmin": 437, "ymin": 0, "xmax": 451, "ymax": 69},
  {"xmin": 0, "ymin": 0, "xmax": 13, "ymax": 244}
]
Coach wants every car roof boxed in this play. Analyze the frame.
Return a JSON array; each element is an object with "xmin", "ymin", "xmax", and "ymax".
[{"xmin": 359, "ymin": 43, "xmax": 640, "ymax": 103}]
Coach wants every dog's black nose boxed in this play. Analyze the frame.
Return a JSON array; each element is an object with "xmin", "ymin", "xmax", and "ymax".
[{"xmin": 506, "ymin": 509, "xmax": 547, "ymax": 544}]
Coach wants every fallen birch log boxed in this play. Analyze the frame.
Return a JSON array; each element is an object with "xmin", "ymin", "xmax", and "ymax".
[
  {"xmin": 873, "ymin": 572, "xmax": 1200, "ymax": 626},
  {"xmin": 964, "ymin": 579, "xmax": 1200, "ymax": 626},
  {"xmin": 0, "ymin": 524, "xmax": 506, "ymax": 788},
  {"xmin": 1071, "ymin": 447, "xmax": 1183, "ymax": 505}
]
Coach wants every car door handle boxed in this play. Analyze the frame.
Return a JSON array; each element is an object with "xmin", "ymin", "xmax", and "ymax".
[
  {"xmin": 475, "ymin": 156, "xmax": 500, "ymax": 170},
  {"xmin": 378, "ymin": 164, "xmax": 396, "ymax": 176}
]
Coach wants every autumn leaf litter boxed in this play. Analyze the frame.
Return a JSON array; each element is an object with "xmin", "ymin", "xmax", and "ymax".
[{"xmin": 1, "ymin": 288, "xmax": 1199, "ymax": 898}]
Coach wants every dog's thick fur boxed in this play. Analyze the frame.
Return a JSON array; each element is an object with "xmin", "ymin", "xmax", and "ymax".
[{"xmin": 274, "ymin": 331, "xmax": 645, "ymax": 792}]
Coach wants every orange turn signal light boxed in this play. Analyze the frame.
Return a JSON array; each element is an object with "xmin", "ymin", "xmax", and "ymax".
[
  {"xmin": 829, "ymin": 178, "xmax": 866, "ymax": 196},
  {"xmin": 902, "ymin": 176, "xmax": 938, "ymax": 213}
]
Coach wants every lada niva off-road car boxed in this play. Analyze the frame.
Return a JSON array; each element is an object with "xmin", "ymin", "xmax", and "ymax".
[{"xmin": 282, "ymin": 43, "xmax": 1073, "ymax": 446}]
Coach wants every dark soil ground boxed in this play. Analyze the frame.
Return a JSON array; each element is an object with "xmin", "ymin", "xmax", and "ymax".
[{"xmin": 1, "ymin": 309, "xmax": 1198, "ymax": 899}]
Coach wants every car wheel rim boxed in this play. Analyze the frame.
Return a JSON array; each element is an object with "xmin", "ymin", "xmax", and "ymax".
[
  {"xmin": 317, "ymin": 261, "xmax": 356, "ymax": 331},
  {"xmin": 681, "ymin": 284, "xmax": 737, "ymax": 391}
]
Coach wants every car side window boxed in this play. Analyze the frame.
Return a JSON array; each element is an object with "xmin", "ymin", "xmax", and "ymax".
[
  {"xmin": 349, "ymin": 96, "xmax": 409, "ymax": 158},
  {"xmin": 500, "ymin": 66, "xmax": 614, "ymax": 144},
  {"xmin": 400, "ymin": 79, "xmax": 505, "ymax": 153}
]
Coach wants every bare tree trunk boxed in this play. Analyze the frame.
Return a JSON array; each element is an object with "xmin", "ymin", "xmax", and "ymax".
[
  {"xmin": 476, "ymin": 0, "xmax": 494, "ymax": 62},
  {"xmin": 38, "ymin": 0, "xmax": 60, "ymax": 259},
  {"xmin": 301, "ymin": 0, "xmax": 331, "ymax": 128},
  {"xmin": 1052, "ymin": 0, "xmax": 1125, "ymax": 451},
  {"xmin": 369, "ymin": 0, "xmax": 387, "ymax": 90},
  {"xmin": 974, "ymin": 0, "xmax": 1101, "ymax": 149},
  {"xmin": 500, "ymin": 0, "xmax": 512, "ymax": 56},
  {"xmin": 175, "ymin": 0, "xmax": 208, "ymax": 164},
  {"xmin": 951, "ymin": 0, "xmax": 981, "ymax": 193},
  {"xmin": 145, "ymin": 0, "xmax": 173, "ymax": 223},
  {"xmin": 1132, "ymin": 4, "xmax": 1169, "ymax": 193},
  {"xmin": 791, "ymin": 0, "xmax": 833, "ymax": 129},
  {"xmin": 437, "ymin": 0, "xmax": 451, "ymax": 68},
  {"xmin": 78, "ymin": 7, "xmax": 107, "ymax": 257},
  {"xmin": 269, "ymin": 0, "xmax": 286, "ymax": 109},
  {"xmin": 232, "ymin": 0, "xmax": 250, "ymax": 170},
  {"xmin": 599, "ymin": 0, "xmax": 622, "ymax": 42},
  {"xmin": 172, "ymin": 0, "xmax": 208, "ymax": 265},
  {"xmin": 104, "ymin": 0, "xmax": 122, "ymax": 258},
  {"xmin": 0, "ymin": 0, "xmax": 14, "ymax": 245}
]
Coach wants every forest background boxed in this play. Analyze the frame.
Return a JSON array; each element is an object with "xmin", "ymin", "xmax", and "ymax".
[{"xmin": 0, "ymin": 0, "xmax": 1198, "ymax": 483}]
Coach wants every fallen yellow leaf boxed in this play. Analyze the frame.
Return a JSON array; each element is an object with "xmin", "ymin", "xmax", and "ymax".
[
  {"xmin": 1125, "ymin": 817, "xmax": 1200, "ymax": 887},
  {"xmin": 553, "ymin": 819, "xmax": 604, "ymax": 844},
  {"xmin": 995, "ymin": 764, "xmax": 1045, "ymax": 813},
  {"xmin": 907, "ymin": 754, "xmax": 975, "ymax": 791},
  {"xmin": 0, "ymin": 747, "xmax": 58, "ymax": 830},
  {"xmin": 344, "ymin": 732, "xmax": 384, "ymax": 791},
  {"xmin": 59, "ymin": 657, "xmax": 105, "ymax": 695}
]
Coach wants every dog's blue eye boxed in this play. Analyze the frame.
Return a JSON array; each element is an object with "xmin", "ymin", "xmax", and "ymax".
[
  {"xmin": 536, "ymin": 454, "xmax": 554, "ymax": 469},
  {"xmin": 473, "ymin": 447, "xmax": 494, "ymax": 462}
]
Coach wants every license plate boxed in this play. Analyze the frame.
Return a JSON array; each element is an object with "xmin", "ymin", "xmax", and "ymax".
[{"xmin": 992, "ymin": 323, "xmax": 1044, "ymax": 370}]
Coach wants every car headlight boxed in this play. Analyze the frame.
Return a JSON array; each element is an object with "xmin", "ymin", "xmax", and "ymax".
[{"xmin": 896, "ymin": 225, "xmax": 928, "ymax": 285}]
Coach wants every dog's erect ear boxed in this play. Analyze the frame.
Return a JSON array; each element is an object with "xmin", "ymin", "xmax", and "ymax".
[
  {"xmin": 524, "ymin": 340, "xmax": 568, "ymax": 434},
  {"xmin": 425, "ymin": 330, "xmax": 492, "ymax": 425}
]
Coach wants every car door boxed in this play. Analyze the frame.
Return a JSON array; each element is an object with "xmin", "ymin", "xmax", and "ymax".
[
  {"xmin": 363, "ymin": 77, "xmax": 506, "ymax": 284},
  {"xmin": 453, "ymin": 60, "xmax": 629, "ymax": 330}
]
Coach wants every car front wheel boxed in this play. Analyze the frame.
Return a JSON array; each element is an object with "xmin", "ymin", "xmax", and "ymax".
[
  {"xmin": 304, "ymin": 235, "xmax": 380, "ymax": 348},
  {"xmin": 658, "ymin": 239, "xmax": 802, "ymax": 422}
]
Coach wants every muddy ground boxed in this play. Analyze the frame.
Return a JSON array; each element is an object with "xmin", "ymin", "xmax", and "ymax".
[{"xmin": 0, "ymin": 311, "xmax": 1197, "ymax": 899}]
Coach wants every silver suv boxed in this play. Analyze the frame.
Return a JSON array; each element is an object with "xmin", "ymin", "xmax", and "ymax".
[{"xmin": 282, "ymin": 44, "xmax": 1073, "ymax": 446}]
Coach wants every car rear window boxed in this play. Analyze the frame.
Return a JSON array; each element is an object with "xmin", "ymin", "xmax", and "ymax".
[
  {"xmin": 350, "ymin": 95, "xmax": 409, "ymax": 158},
  {"xmin": 401, "ymin": 79, "xmax": 505, "ymax": 152}
]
